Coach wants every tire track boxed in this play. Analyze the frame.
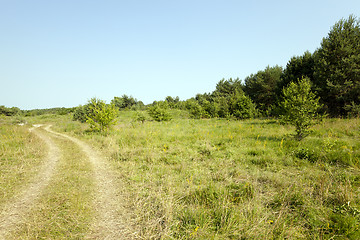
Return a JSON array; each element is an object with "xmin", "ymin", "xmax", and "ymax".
[
  {"xmin": 44, "ymin": 126, "xmax": 131, "ymax": 239},
  {"xmin": 0, "ymin": 125, "xmax": 60, "ymax": 239}
]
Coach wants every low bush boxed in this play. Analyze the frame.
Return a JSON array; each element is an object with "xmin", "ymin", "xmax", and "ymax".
[{"xmin": 147, "ymin": 104, "xmax": 172, "ymax": 122}]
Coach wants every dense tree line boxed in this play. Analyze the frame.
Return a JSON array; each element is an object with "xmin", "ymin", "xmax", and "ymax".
[
  {"xmin": 0, "ymin": 106, "xmax": 75, "ymax": 117},
  {"xmin": 111, "ymin": 95, "xmax": 144, "ymax": 110},
  {"xmin": 0, "ymin": 106, "xmax": 21, "ymax": 116},
  {"xmin": 173, "ymin": 15, "xmax": 360, "ymax": 119}
]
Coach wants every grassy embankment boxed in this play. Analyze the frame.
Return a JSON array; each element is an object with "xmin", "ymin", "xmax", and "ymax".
[{"xmin": 52, "ymin": 111, "xmax": 360, "ymax": 239}]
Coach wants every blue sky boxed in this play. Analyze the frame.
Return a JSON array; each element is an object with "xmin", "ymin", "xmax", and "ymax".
[{"xmin": 1, "ymin": 0, "xmax": 360, "ymax": 109}]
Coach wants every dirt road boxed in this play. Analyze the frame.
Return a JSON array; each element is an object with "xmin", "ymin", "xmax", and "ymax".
[
  {"xmin": 0, "ymin": 125, "xmax": 60, "ymax": 239},
  {"xmin": 0, "ymin": 125, "xmax": 131, "ymax": 239}
]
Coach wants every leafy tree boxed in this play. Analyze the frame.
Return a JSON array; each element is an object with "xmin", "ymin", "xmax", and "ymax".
[
  {"xmin": 213, "ymin": 96, "xmax": 231, "ymax": 118},
  {"xmin": 244, "ymin": 65, "xmax": 283, "ymax": 115},
  {"xmin": 112, "ymin": 95, "xmax": 139, "ymax": 110},
  {"xmin": 185, "ymin": 99, "xmax": 207, "ymax": 119},
  {"xmin": 280, "ymin": 77, "xmax": 322, "ymax": 140},
  {"xmin": 194, "ymin": 94, "xmax": 215, "ymax": 117},
  {"xmin": 314, "ymin": 15, "xmax": 360, "ymax": 116},
  {"xmin": 86, "ymin": 98, "xmax": 118, "ymax": 133},
  {"xmin": 165, "ymin": 96, "xmax": 180, "ymax": 108},
  {"xmin": 229, "ymin": 92, "xmax": 257, "ymax": 119},
  {"xmin": 186, "ymin": 78, "xmax": 257, "ymax": 119},
  {"xmin": 208, "ymin": 78, "xmax": 246, "ymax": 118}
]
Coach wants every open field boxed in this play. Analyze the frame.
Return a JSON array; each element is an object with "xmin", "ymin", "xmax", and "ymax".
[{"xmin": 1, "ymin": 112, "xmax": 360, "ymax": 239}]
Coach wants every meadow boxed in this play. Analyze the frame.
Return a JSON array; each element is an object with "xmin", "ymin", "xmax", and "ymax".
[{"xmin": 1, "ymin": 112, "xmax": 360, "ymax": 239}]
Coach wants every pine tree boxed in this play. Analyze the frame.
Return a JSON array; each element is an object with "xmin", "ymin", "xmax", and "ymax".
[{"xmin": 314, "ymin": 15, "xmax": 360, "ymax": 116}]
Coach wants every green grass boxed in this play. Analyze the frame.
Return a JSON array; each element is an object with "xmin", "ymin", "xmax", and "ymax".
[
  {"xmin": 2, "ymin": 113, "xmax": 360, "ymax": 239},
  {"xmin": 49, "ymin": 112, "xmax": 359, "ymax": 239},
  {"xmin": 83, "ymin": 114, "xmax": 359, "ymax": 239},
  {"xmin": 13, "ymin": 131, "xmax": 94, "ymax": 239},
  {"xmin": 0, "ymin": 120, "xmax": 45, "ymax": 207}
]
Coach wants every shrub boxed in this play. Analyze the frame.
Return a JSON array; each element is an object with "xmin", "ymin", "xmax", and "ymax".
[
  {"xmin": 229, "ymin": 92, "xmax": 257, "ymax": 119},
  {"xmin": 147, "ymin": 104, "xmax": 172, "ymax": 122},
  {"xmin": 73, "ymin": 105, "xmax": 90, "ymax": 123},
  {"xmin": 280, "ymin": 77, "xmax": 322, "ymax": 140},
  {"xmin": 85, "ymin": 98, "xmax": 118, "ymax": 133},
  {"xmin": 133, "ymin": 111, "xmax": 147, "ymax": 123},
  {"xmin": 185, "ymin": 99, "xmax": 207, "ymax": 119}
]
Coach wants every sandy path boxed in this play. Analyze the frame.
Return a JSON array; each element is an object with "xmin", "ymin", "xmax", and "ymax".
[
  {"xmin": 0, "ymin": 125, "xmax": 60, "ymax": 239},
  {"xmin": 44, "ymin": 126, "xmax": 131, "ymax": 239}
]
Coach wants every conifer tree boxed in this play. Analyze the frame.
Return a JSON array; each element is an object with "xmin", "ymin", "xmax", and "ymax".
[{"xmin": 314, "ymin": 15, "xmax": 360, "ymax": 116}]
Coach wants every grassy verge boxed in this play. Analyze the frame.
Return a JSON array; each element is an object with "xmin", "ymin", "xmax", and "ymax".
[
  {"xmin": 13, "ymin": 130, "xmax": 94, "ymax": 239},
  {"xmin": 0, "ymin": 119, "xmax": 45, "ymax": 208}
]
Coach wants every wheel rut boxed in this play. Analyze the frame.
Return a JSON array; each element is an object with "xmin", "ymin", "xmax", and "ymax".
[
  {"xmin": 0, "ymin": 125, "xmax": 60, "ymax": 239},
  {"xmin": 44, "ymin": 126, "xmax": 130, "ymax": 239}
]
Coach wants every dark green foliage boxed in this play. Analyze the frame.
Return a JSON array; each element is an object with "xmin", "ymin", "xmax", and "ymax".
[
  {"xmin": 314, "ymin": 15, "xmax": 360, "ymax": 116},
  {"xmin": 185, "ymin": 99, "xmax": 207, "ymax": 119},
  {"xmin": 0, "ymin": 105, "xmax": 20, "ymax": 116},
  {"xmin": 73, "ymin": 105, "xmax": 91, "ymax": 123},
  {"xmin": 212, "ymin": 96, "xmax": 230, "ymax": 118},
  {"xmin": 229, "ymin": 92, "xmax": 257, "ymax": 119},
  {"xmin": 294, "ymin": 147, "xmax": 319, "ymax": 163},
  {"xmin": 344, "ymin": 102, "xmax": 360, "ymax": 117},
  {"xmin": 328, "ymin": 211, "xmax": 360, "ymax": 239},
  {"xmin": 244, "ymin": 65, "xmax": 283, "ymax": 115},
  {"xmin": 280, "ymin": 77, "xmax": 322, "ymax": 140},
  {"xmin": 111, "ymin": 95, "xmax": 144, "ymax": 110},
  {"xmin": 212, "ymin": 78, "xmax": 243, "ymax": 98},
  {"xmin": 279, "ymin": 51, "xmax": 315, "ymax": 95},
  {"xmin": 165, "ymin": 96, "xmax": 180, "ymax": 108},
  {"xmin": 186, "ymin": 78, "xmax": 256, "ymax": 119}
]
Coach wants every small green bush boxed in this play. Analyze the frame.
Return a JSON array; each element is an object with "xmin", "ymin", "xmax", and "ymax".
[
  {"xmin": 147, "ymin": 104, "xmax": 172, "ymax": 122},
  {"xmin": 85, "ymin": 98, "xmax": 118, "ymax": 133},
  {"xmin": 133, "ymin": 111, "xmax": 147, "ymax": 123},
  {"xmin": 280, "ymin": 77, "xmax": 322, "ymax": 140}
]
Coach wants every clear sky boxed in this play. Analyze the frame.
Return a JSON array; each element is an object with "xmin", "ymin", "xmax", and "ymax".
[{"xmin": 1, "ymin": 0, "xmax": 360, "ymax": 109}]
